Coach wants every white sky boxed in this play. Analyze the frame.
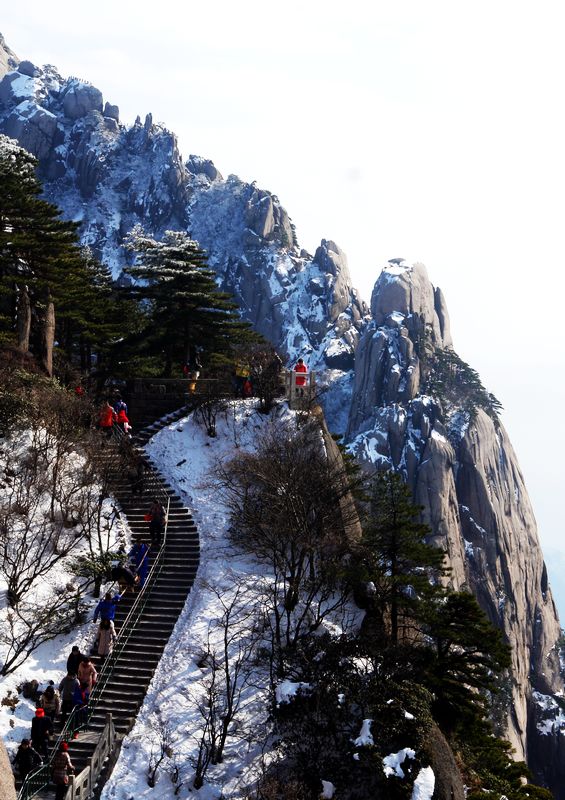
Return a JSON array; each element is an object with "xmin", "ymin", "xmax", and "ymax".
[{"xmin": 3, "ymin": 0, "xmax": 564, "ymax": 613}]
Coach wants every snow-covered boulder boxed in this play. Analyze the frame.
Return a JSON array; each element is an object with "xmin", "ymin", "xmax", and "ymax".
[
  {"xmin": 62, "ymin": 79, "xmax": 103, "ymax": 119},
  {"xmin": 103, "ymin": 101, "xmax": 119, "ymax": 121},
  {"xmin": 2, "ymin": 101, "xmax": 57, "ymax": 159}
]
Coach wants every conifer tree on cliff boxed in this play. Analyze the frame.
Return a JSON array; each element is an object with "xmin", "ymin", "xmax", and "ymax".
[
  {"xmin": 124, "ymin": 226, "xmax": 255, "ymax": 375},
  {"xmin": 358, "ymin": 470, "xmax": 447, "ymax": 645},
  {"xmin": 0, "ymin": 135, "xmax": 115, "ymax": 375}
]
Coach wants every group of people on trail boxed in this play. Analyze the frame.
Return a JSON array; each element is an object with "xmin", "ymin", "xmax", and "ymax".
[
  {"xmin": 12, "ymin": 515, "xmax": 163, "ymax": 790},
  {"xmin": 232, "ymin": 349, "xmax": 291, "ymax": 399},
  {"xmin": 98, "ymin": 393, "xmax": 132, "ymax": 437},
  {"xmin": 14, "ymin": 734, "xmax": 75, "ymax": 800},
  {"xmin": 14, "ymin": 647, "xmax": 98, "ymax": 790}
]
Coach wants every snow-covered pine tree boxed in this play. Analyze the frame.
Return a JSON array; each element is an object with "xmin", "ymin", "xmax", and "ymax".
[{"xmin": 124, "ymin": 226, "xmax": 256, "ymax": 376}]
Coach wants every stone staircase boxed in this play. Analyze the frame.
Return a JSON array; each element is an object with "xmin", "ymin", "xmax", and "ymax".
[{"xmin": 22, "ymin": 408, "xmax": 197, "ymax": 800}]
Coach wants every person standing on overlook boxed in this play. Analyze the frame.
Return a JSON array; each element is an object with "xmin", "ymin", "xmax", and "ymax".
[{"xmin": 293, "ymin": 357, "xmax": 308, "ymax": 396}]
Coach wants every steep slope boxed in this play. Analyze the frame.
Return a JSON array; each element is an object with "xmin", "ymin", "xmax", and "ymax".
[
  {"xmin": 1, "ymin": 32, "xmax": 564, "ymax": 796},
  {"xmin": 346, "ymin": 260, "xmax": 564, "ymax": 792},
  {"xmin": 0, "ymin": 35, "xmax": 367, "ymax": 376}
]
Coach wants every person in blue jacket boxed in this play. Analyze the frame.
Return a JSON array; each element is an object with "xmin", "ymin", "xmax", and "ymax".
[
  {"xmin": 72, "ymin": 682, "xmax": 90, "ymax": 729},
  {"xmin": 129, "ymin": 536, "xmax": 150, "ymax": 588},
  {"xmin": 93, "ymin": 591, "xmax": 121, "ymax": 623},
  {"xmin": 112, "ymin": 394, "xmax": 128, "ymax": 416}
]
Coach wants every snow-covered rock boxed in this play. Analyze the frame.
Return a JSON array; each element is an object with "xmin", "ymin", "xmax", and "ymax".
[
  {"xmin": 347, "ymin": 256, "xmax": 563, "ymax": 786},
  {"xmin": 1, "ymin": 30, "xmax": 563, "ymax": 796}
]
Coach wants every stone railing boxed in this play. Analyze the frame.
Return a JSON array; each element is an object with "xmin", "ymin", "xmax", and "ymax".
[
  {"xmin": 284, "ymin": 369, "xmax": 317, "ymax": 410},
  {"xmin": 66, "ymin": 714, "xmax": 116, "ymax": 800}
]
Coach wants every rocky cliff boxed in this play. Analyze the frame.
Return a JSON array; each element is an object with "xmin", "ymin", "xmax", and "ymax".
[
  {"xmin": 346, "ymin": 260, "xmax": 565, "ymax": 791},
  {"xmin": 0, "ymin": 35, "xmax": 367, "ymax": 379},
  {"xmin": 1, "ymin": 33, "xmax": 564, "ymax": 795}
]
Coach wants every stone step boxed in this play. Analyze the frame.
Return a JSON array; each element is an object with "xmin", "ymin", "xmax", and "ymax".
[{"xmin": 47, "ymin": 407, "xmax": 200, "ymax": 800}]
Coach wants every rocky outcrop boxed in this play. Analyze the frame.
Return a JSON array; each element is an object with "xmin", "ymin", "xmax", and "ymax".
[
  {"xmin": 0, "ymin": 37, "xmax": 365, "ymax": 369},
  {"xmin": 62, "ymin": 79, "xmax": 103, "ymax": 119},
  {"xmin": 1, "ymin": 31, "xmax": 563, "ymax": 795},
  {"xmin": 346, "ymin": 259, "xmax": 564, "ymax": 793},
  {"xmin": 1, "ymin": 101, "xmax": 57, "ymax": 160},
  {"xmin": 0, "ymin": 740, "xmax": 16, "ymax": 800},
  {"xmin": 0, "ymin": 33, "xmax": 18, "ymax": 80}
]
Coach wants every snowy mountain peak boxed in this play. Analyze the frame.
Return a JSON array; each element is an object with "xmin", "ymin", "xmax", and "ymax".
[
  {"xmin": 370, "ymin": 260, "xmax": 451, "ymax": 348},
  {"xmin": 0, "ymin": 34, "xmax": 366, "ymax": 371}
]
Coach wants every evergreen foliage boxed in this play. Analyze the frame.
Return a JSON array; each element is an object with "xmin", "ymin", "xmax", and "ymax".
[
  {"xmin": 357, "ymin": 471, "xmax": 447, "ymax": 644},
  {"xmin": 123, "ymin": 226, "xmax": 258, "ymax": 376},
  {"xmin": 0, "ymin": 135, "xmax": 126, "ymax": 375},
  {"xmin": 421, "ymin": 341, "xmax": 503, "ymax": 425},
  {"xmin": 261, "ymin": 466, "xmax": 545, "ymax": 799},
  {"xmin": 422, "ymin": 590, "xmax": 511, "ymax": 728}
]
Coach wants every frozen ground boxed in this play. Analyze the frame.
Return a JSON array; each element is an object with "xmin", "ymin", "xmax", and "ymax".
[
  {"xmin": 102, "ymin": 399, "xmax": 291, "ymax": 800},
  {"xmin": 0, "ymin": 431, "xmax": 130, "ymax": 760}
]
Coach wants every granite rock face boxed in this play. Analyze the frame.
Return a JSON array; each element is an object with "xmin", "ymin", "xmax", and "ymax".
[
  {"xmin": 0, "ymin": 33, "xmax": 18, "ymax": 80},
  {"xmin": 346, "ymin": 259, "xmax": 564, "ymax": 793},
  {"xmin": 0, "ymin": 37, "xmax": 365, "ymax": 367},
  {"xmin": 1, "ymin": 32, "xmax": 564, "ymax": 796}
]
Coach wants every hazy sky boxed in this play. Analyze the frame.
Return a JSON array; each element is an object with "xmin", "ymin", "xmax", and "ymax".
[{"xmin": 3, "ymin": 1, "xmax": 564, "ymax": 613}]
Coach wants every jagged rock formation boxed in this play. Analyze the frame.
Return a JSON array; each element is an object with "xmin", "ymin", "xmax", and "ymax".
[
  {"xmin": 346, "ymin": 260, "xmax": 564, "ymax": 793},
  {"xmin": 1, "ymin": 32, "xmax": 564, "ymax": 796},
  {"xmin": 0, "ymin": 35, "xmax": 367, "ymax": 370}
]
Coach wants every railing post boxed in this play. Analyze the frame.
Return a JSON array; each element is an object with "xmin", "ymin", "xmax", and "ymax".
[
  {"xmin": 68, "ymin": 774, "xmax": 75, "ymax": 800},
  {"xmin": 106, "ymin": 713, "xmax": 112, "ymax": 750},
  {"xmin": 88, "ymin": 756, "xmax": 93, "ymax": 800}
]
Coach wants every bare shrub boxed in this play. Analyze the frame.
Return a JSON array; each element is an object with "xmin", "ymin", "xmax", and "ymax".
[
  {"xmin": 210, "ymin": 418, "xmax": 362, "ymax": 677},
  {"xmin": 0, "ymin": 587, "xmax": 87, "ymax": 675}
]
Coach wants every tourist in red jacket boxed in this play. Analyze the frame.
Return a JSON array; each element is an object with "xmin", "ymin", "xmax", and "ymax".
[
  {"xmin": 293, "ymin": 358, "xmax": 308, "ymax": 395},
  {"xmin": 99, "ymin": 401, "xmax": 117, "ymax": 436}
]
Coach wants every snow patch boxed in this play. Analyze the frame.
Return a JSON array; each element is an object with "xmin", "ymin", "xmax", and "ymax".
[
  {"xmin": 383, "ymin": 747, "xmax": 415, "ymax": 778},
  {"xmin": 411, "ymin": 766, "xmax": 435, "ymax": 800},
  {"xmin": 353, "ymin": 718, "xmax": 374, "ymax": 747}
]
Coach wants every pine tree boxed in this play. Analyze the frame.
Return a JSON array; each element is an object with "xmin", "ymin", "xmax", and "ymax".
[
  {"xmin": 0, "ymin": 135, "xmax": 117, "ymax": 376},
  {"xmin": 124, "ymin": 226, "xmax": 256, "ymax": 375},
  {"xmin": 421, "ymin": 591, "xmax": 511, "ymax": 729},
  {"xmin": 358, "ymin": 471, "xmax": 447, "ymax": 645}
]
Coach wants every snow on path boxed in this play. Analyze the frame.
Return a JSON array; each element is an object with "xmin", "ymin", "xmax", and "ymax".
[{"xmin": 102, "ymin": 401, "xmax": 291, "ymax": 800}]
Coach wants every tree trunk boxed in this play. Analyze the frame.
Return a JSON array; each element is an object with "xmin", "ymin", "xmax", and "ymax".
[
  {"xmin": 41, "ymin": 290, "xmax": 55, "ymax": 376},
  {"xmin": 16, "ymin": 284, "xmax": 31, "ymax": 353}
]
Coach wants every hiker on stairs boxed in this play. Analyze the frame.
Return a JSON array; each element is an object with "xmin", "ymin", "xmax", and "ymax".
[
  {"xmin": 128, "ymin": 453, "xmax": 145, "ymax": 496},
  {"xmin": 111, "ymin": 561, "xmax": 137, "ymax": 593},
  {"xmin": 38, "ymin": 685, "xmax": 60, "ymax": 723},
  {"xmin": 77, "ymin": 657, "xmax": 97, "ymax": 692},
  {"xmin": 146, "ymin": 499, "xmax": 166, "ymax": 547},
  {"xmin": 93, "ymin": 592, "xmax": 121, "ymax": 623},
  {"xmin": 97, "ymin": 619, "xmax": 116, "ymax": 663},
  {"xmin": 30, "ymin": 708, "xmax": 52, "ymax": 757},
  {"xmin": 72, "ymin": 683, "xmax": 90, "ymax": 729},
  {"xmin": 66, "ymin": 645, "xmax": 84, "ymax": 675},
  {"xmin": 98, "ymin": 401, "xmax": 117, "ymax": 438},
  {"xmin": 13, "ymin": 739, "xmax": 42, "ymax": 780},
  {"xmin": 129, "ymin": 536, "xmax": 150, "ymax": 588},
  {"xmin": 59, "ymin": 672, "xmax": 80, "ymax": 723},
  {"xmin": 52, "ymin": 742, "xmax": 75, "ymax": 800}
]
